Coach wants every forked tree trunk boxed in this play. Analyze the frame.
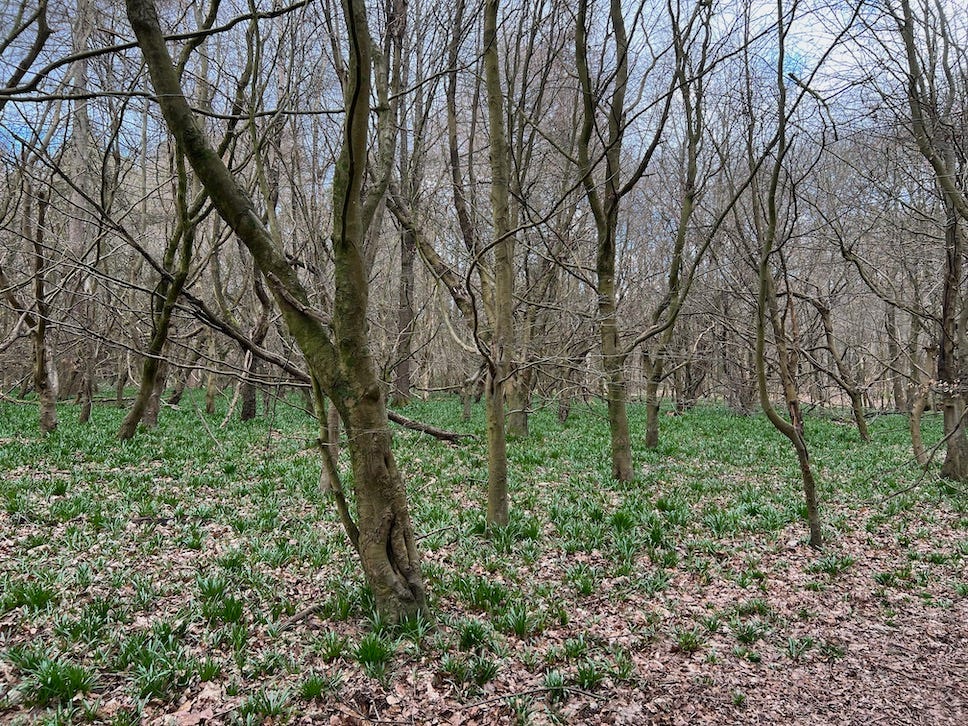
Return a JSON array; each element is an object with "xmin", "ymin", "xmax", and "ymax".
[
  {"xmin": 751, "ymin": 4, "xmax": 821, "ymax": 549},
  {"xmin": 125, "ymin": 0, "xmax": 426, "ymax": 622},
  {"xmin": 758, "ymin": 271, "xmax": 822, "ymax": 548},
  {"xmin": 576, "ymin": 0, "xmax": 634, "ymax": 482}
]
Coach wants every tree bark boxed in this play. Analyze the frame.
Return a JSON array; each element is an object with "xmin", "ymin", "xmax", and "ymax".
[{"xmin": 506, "ymin": 368, "xmax": 531, "ymax": 438}]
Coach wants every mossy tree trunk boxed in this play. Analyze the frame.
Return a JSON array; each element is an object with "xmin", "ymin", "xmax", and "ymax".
[{"xmin": 125, "ymin": 0, "xmax": 426, "ymax": 621}]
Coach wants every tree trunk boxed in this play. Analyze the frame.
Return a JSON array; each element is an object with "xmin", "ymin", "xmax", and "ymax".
[
  {"xmin": 751, "ymin": 5, "xmax": 821, "ymax": 548},
  {"xmin": 28, "ymin": 188, "xmax": 57, "ymax": 434},
  {"xmin": 576, "ymin": 0, "xmax": 634, "ymax": 482},
  {"xmin": 910, "ymin": 386, "xmax": 928, "ymax": 466},
  {"xmin": 557, "ymin": 393, "xmax": 571, "ymax": 424},
  {"xmin": 240, "ymin": 355, "xmax": 260, "ymax": 421},
  {"xmin": 644, "ymin": 355, "xmax": 662, "ymax": 449},
  {"xmin": 78, "ymin": 352, "xmax": 93, "ymax": 424},
  {"xmin": 484, "ymin": 369, "xmax": 509, "ymax": 527},
  {"xmin": 241, "ymin": 294, "xmax": 270, "ymax": 422},
  {"xmin": 168, "ymin": 347, "xmax": 201, "ymax": 405},
  {"xmin": 124, "ymin": 0, "xmax": 426, "ymax": 622},
  {"xmin": 885, "ymin": 305, "xmax": 906, "ymax": 411},
  {"xmin": 205, "ymin": 335, "xmax": 218, "ymax": 414},
  {"xmin": 391, "ymin": 227, "xmax": 416, "ymax": 406},
  {"xmin": 119, "ymin": 355, "xmax": 160, "ymax": 438},
  {"xmin": 848, "ymin": 391, "xmax": 870, "ymax": 443},
  {"xmin": 601, "ymin": 285, "xmax": 633, "ymax": 479},
  {"xmin": 69, "ymin": 0, "xmax": 96, "ymax": 426},
  {"xmin": 897, "ymin": 0, "xmax": 968, "ymax": 480},
  {"xmin": 143, "ymin": 360, "xmax": 167, "ymax": 428},
  {"xmin": 758, "ymin": 271, "xmax": 822, "ymax": 548},
  {"xmin": 115, "ymin": 354, "xmax": 127, "ymax": 405},
  {"xmin": 482, "ymin": 0, "xmax": 514, "ymax": 526},
  {"xmin": 937, "ymin": 195, "xmax": 968, "ymax": 479}
]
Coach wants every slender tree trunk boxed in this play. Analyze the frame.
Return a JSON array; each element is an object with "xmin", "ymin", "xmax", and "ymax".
[
  {"xmin": 205, "ymin": 334, "xmax": 218, "ymax": 414},
  {"xmin": 482, "ymin": 0, "xmax": 514, "ymax": 526},
  {"xmin": 78, "ymin": 351, "xmax": 93, "ymax": 423},
  {"xmin": 241, "ymin": 289, "xmax": 270, "ymax": 421},
  {"xmin": 557, "ymin": 388, "xmax": 571, "ymax": 423},
  {"xmin": 885, "ymin": 305, "xmax": 906, "ymax": 411},
  {"xmin": 811, "ymin": 299, "xmax": 871, "ymax": 442},
  {"xmin": 910, "ymin": 386, "xmax": 928, "ymax": 466},
  {"xmin": 750, "ymin": 4, "xmax": 821, "ymax": 548},
  {"xmin": 644, "ymin": 355, "xmax": 662, "ymax": 449},
  {"xmin": 601, "ymin": 271, "xmax": 633, "ymax": 479},
  {"xmin": 115, "ymin": 354, "xmax": 127, "ymax": 405},
  {"xmin": 576, "ymin": 0, "xmax": 634, "ymax": 482},
  {"xmin": 70, "ymin": 0, "xmax": 96, "ymax": 425},
  {"xmin": 392, "ymin": 227, "xmax": 416, "ymax": 406},
  {"xmin": 758, "ymin": 273, "xmax": 822, "ymax": 548}
]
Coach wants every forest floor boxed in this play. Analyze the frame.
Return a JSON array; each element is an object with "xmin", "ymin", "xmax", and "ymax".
[{"xmin": 0, "ymin": 395, "xmax": 966, "ymax": 725}]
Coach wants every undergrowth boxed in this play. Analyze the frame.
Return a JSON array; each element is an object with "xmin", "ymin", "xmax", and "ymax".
[{"xmin": 0, "ymin": 393, "xmax": 962, "ymax": 722}]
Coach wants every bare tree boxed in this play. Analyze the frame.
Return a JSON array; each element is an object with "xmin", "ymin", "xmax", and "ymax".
[
  {"xmin": 125, "ymin": 0, "xmax": 426, "ymax": 621},
  {"xmin": 893, "ymin": 0, "xmax": 968, "ymax": 480}
]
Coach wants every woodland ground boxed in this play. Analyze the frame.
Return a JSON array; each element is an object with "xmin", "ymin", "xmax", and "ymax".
[{"xmin": 0, "ymin": 394, "xmax": 966, "ymax": 725}]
